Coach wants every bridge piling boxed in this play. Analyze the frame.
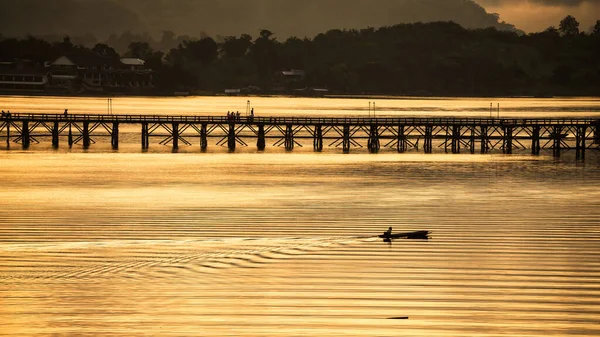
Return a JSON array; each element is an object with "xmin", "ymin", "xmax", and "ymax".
[
  {"xmin": 532, "ymin": 126, "xmax": 540, "ymax": 155},
  {"xmin": 424, "ymin": 125, "xmax": 433, "ymax": 153},
  {"xmin": 227, "ymin": 123, "xmax": 236, "ymax": 151},
  {"xmin": 553, "ymin": 126, "xmax": 562, "ymax": 157},
  {"xmin": 342, "ymin": 125, "xmax": 350, "ymax": 153},
  {"xmin": 111, "ymin": 122, "xmax": 119, "ymax": 149},
  {"xmin": 201, "ymin": 123, "xmax": 208, "ymax": 151},
  {"xmin": 257, "ymin": 124, "xmax": 265, "ymax": 151},
  {"xmin": 313, "ymin": 125, "xmax": 323, "ymax": 152},
  {"xmin": 503, "ymin": 126, "xmax": 513, "ymax": 154},
  {"xmin": 172, "ymin": 123, "xmax": 179, "ymax": 149},
  {"xmin": 368, "ymin": 124, "xmax": 380, "ymax": 153},
  {"xmin": 470, "ymin": 127, "xmax": 475, "ymax": 154},
  {"xmin": 397, "ymin": 125, "xmax": 406, "ymax": 153},
  {"xmin": 82, "ymin": 121, "xmax": 90, "ymax": 148},
  {"xmin": 52, "ymin": 121, "xmax": 59, "ymax": 148},
  {"xmin": 576, "ymin": 126, "xmax": 586, "ymax": 160},
  {"xmin": 141, "ymin": 123, "xmax": 149, "ymax": 149},
  {"xmin": 68, "ymin": 123, "xmax": 73, "ymax": 147},
  {"xmin": 480, "ymin": 126, "xmax": 488, "ymax": 154},
  {"xmin": 285, "ymin": 124, "xmax": 294, "ymax": 151},
  {"xmin": 5, "ymin": 122, "xmax": 9, "ymax": 146},
  {"xmin": 451, "ymin": 125, "xmax": 460, "ymax": 154},
  {"xmin": 22, "ymin": 121, "xmax": 30, "ymax": 148}
]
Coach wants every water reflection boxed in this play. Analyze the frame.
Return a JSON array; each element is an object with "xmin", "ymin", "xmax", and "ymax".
[{"xmin": 1, "ymin": 129, "xmax": 600, "ymax": 336}]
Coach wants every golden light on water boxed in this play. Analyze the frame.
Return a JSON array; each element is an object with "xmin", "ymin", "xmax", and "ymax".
[{"xmin": 1, "ymin": 96, "xmax": 600, "ymax": 336}]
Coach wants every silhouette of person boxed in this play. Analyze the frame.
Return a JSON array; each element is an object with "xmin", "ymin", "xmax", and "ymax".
[
  {"xmin": 384, "ymin": 227, "xmax": 392, "ymax": 236},
  {"xmin": 64, "ymin": 109, "xmax": 68, "ymax": 117},
  {"xmin": 236, "ymin": 111, "xmax": 240, "ymax": 122}
]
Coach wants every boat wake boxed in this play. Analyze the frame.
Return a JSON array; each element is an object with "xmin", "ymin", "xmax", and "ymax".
[{"xmin": 0, "ymin": 236, "xmax": 371, "ymax": 282}]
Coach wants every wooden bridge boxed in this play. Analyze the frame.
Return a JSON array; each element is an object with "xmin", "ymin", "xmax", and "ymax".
[{"xmin": 1, "ymin": 113, "xmax": 600, "ymax": 158}]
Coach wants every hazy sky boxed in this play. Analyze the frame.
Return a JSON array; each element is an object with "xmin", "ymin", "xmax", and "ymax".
[
  {"xmin": 477, "ymin": 0, "xmax": 600, "ymax": 32},
  {"xmin": 0, "ymin": 0, "xmax": 598, "ymax": 39}
]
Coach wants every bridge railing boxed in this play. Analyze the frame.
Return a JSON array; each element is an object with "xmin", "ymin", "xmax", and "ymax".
[{"xmin": 1, "ymin": 113, "xmax": 599, "ymax": 125}]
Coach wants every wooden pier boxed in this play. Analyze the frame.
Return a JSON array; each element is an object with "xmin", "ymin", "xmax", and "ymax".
[{"xmin": 1, "ymin": 113, "xmax": 600, "ymax": 158}]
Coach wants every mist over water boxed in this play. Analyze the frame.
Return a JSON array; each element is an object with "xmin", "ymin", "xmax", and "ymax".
[{"xmin": 1, "ymin": 96, "xmax": 600, "ymax": 336}]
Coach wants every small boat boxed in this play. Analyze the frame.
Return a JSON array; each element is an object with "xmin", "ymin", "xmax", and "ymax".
[{"xmin": 379, "ymin": 230, "xmax": 430, "ymax": 240}]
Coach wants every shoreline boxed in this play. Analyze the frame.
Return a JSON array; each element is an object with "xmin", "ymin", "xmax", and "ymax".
[{"xmin": 1, "ymin": 91, "xmax": 599, "ymax": 101}]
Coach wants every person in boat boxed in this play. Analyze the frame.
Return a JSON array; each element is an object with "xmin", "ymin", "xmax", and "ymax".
[{"xmin": 384, "ymin": 227, "xmax": 392, "ymax": 237}]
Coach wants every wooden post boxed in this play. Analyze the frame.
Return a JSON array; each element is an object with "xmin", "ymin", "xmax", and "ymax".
[
  {"xmin": 5, "ymin": 122, "xmax": 9, "ymax": 146},
  {"xmin": 52, "ymin": 121, "xmax": 59, "ymax": 148},
  {"xmin": 172, "ymin": 122, "xmax": 179, "ymax": 150},
  {"xmin": 257, "ymin": 124, "xmax": 265, "ymax": 151},
  {"xmin": 82, "ymin": 121, "xmax": 90, "ymax": 148},
  {"xmin": 200, "ymin": 123, "xmax": 208, "ymax": 151},
  {"xmin": 368, "ymin": 124, "xmax": 380, "ymax": 153},
  {"xmin": 424, "ymin": 125, "xmax": 433, "ymax": 154},
  {"xmin": 576, "ymin": 126, "xmax": 586, "ymax": 160},
  {"xmin": 398, "ymin": 125, "xmax": 406, "ymax": 153},
  {"xmin": 452, "ymin": 125, "xmax": 460, "ymax": 154},
  {"xmin": 342, "ymin": 125, "xmax": 350, "ymax": 153},
  {"xmin": 480, "ymin": 125, "xmax": 488, "ymax": 154},
  {"xmin": 470, "ymin": 126, "xmax": 475, "ymax": 154},
  {"xmin": 111, "ymin": 122, "xmax": 119, "ymax": 149},
  {"xmin": 313, "ymin": 125, "xmax": 323, "ymax": 152},
  {"xmin": 227, "ymin": 123, "xmax": 236, "ymax": 151},
  {"xmin": 68, "ymin": 123, "xmax": 73, "ymax": 147},
  {"xmin": 22, "ymin": 120, "xmax": 30, "ymax": 148},
  {"xmin": 285, "ymin": 124, "xmax": 294, "ymax": 151},
  {"xmin": 503, "ymin": 126, "xmax": 513, "ymax": 154},
  {"xmin": 531, "ymin": 126, "xmax": 540, "ymax": 155},
  {"xmin": 141, "ymin": 123, "xmax": 149, "ymax": 149},
  {"xmin": 553, "ymin": 126, "xmax": 562, "ymax": 157}
]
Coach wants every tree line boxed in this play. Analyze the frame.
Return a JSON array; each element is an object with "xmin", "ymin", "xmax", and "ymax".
[{"xmin": 1, "ymin": 16, "xmax": 599, "ymax": 97}]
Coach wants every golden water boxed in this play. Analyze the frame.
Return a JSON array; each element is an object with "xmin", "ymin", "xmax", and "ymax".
[{"xmin": 1, "ymin": 96, "xmax": 599, "ymax": 336}]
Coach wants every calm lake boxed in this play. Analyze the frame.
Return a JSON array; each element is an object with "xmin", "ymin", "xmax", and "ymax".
[{"xmin": 1, "ymin": 95, "xmax": 600, "ymax": 336}]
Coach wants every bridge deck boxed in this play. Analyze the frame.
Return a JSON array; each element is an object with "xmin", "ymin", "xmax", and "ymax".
[{"xmin": 1, "ymin": 113, "xmax": 599, "ymax": 158}]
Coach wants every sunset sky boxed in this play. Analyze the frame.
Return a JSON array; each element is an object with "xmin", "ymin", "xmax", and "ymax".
[{"xmin": 477, "ymin": 0, "xmax": 600, "ymax": 32}]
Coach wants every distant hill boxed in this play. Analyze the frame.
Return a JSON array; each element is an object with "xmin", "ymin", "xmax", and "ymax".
[{"xmin": 0, "ymin": 0, "xmax": 520, "ymax": 39}]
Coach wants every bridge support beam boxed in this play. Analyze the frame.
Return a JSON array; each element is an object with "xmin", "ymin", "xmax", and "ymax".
[
  {"xmin": 22, "ymin": 120, "xmax": 30, "ymax": 148},
  {"xmin": 52, "ymin": 121, "xmax": 59, "ymax": 148},
  {"xmin": 342, "ymin": 125, "xmax": 350, "ymax": 153},
  {"xmin": 576, "ymin": 126, "xmax": 586, "ymax": 160},
  {"xmin": 82, "ymin": 121, "xmax": 90, "ymax": 148},
  {"xmin": 172, "ymin": 123, "xmax": 179, "ymax": 150},
  {"xmin": 68, "ymin": 123, "xmax": 73, "ymax": 147},
  {"xmin": 503, "ymin": 126, "xmax": 513, "ymax": 154},
  {"xmin": 257, "ymin": 124, "xmax": 265, "ymax": 151},
  {"xmin": 397, "ymin": 125, "xmax": 406, "ymax": 153},
  {"xmin": 368, "ymin": 124, "xmax": 380, "ymax": 153},
  {"xmin": 532, "ymin": 126, "xmax": 540, "ymax": 155},
  {"xmin": 111, "ymin": 122, "xmax": 119, "ymax": 149},
  {"xmin": 201, "ymin": 123, "xmax": 208, "ymax": 151},
  {"xmin": 451, "ymin": 125, "xmax": 460, "ymax": 154},
  {"xmin": 313, "ymin": 125, "xmax": 323, "ymax": 152},
  {"xmin": 5, "ymin": 122, "xmax": 9, "ymax": 146},
  {"xmin": 424, "ymin": 125, "xmax": 433, "ymax": 154},
  {"xmin": 470, "ymin": 127, "xmax": 475, "ymax": 154},
  {"xmin": 227, "ymin": 123, "xmax": 236, "ymax": 151},
  {"xmin": 480, "ymin": 126, "xmax": 488, "ymax": 154},
  {"xmin": 141, "ymin": 123, "xmax": 149, "ymax": 149},
  {"xmin": 553, "ymin": 126, "xmax": 562, "ymax": 157},
  {"xmin": 284, "ymin": 124, "xmax": 294, "ymax": 151}
]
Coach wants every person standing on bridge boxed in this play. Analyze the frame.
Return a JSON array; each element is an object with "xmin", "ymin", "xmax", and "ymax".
[{"xmin": 64, "ymin": 109, "xmax": 68, "ymax": 118}]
